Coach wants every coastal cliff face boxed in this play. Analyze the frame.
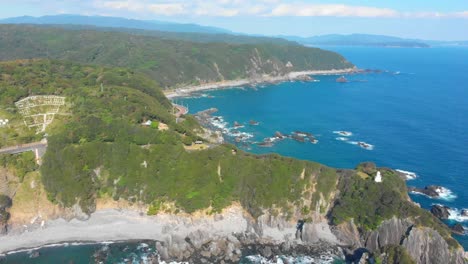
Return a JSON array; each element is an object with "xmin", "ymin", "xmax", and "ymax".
[
  {"xmin": 403, "ymin": 227, "xmax": 465, "ymax": 264},
  {"xmin": 334, "ymin": 217, "xmax": 466, "ymax": 264},
  {"xmin": 2, "ymin": 168, "xmax": 466, "ymax": 263},
  {"xmin": 152, "ymin": 208, "xmax": 343, "ymax": 262}
]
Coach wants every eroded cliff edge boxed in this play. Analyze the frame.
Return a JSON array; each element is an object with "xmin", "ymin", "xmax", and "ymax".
[{"xmin": 1, "ymin": 161, "xmax": 466, "ymax": 263}]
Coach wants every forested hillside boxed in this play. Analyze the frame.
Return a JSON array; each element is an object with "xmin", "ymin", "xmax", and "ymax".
[
  {"xmin": 0, "ymin": 25, "xmax": 353, "ymax": 88},
  {"xmin": 0, "ymin": 60, "xmax": 339, "ymax": 218}
]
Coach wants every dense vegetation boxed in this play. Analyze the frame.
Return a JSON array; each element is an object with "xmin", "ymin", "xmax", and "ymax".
[
  {"xmin": 0, "ymin": 25, "xmax": 353, "ymax": 88},
  {"xmin": 330, "ymin": 163, "xmax": 458, "ymax": 248},
  {"xmin": 377, "ymin": 245, "xmax": 415, "ymax": 264},
  {"xmin": 0, "ymin": 152, "xmax": 38, "ymax": 182},
  {"xmin": 41, "ymin": 24, "xmax": 298, "ymax": 46},
  {"xmin": 0, "ymin": 60, "xmax": 336, "ymax": 217}
]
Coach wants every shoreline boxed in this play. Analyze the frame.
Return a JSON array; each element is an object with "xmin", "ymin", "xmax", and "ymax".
[
  {"xmin": 0, "ymin": 205, "xmax": 338, "ymax": 256},
  {"xmin": 164, "ymin": 68, "xmax": 356, "ymax": 98},
  {"xmin": 0, "ymin": 207, "xmax": 246, "ymax": 254}
]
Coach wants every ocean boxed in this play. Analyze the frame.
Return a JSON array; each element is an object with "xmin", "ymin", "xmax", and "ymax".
[
  {"xmin": 2, "ymin": 46, "xmax": 467, "ymax": 263},
  {"xmin": 178, "ymin": 46, "xmax": 468, "ymax": 248}
]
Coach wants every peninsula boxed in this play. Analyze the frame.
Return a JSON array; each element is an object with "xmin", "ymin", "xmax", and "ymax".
[{"xmin": 0, "ymin": 25, "xmax": 465, "ymax": 264}]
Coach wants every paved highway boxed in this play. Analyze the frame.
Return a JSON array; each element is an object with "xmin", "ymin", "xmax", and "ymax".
[{"xmin": 0, "ymin": 141, "xmax": 47, "ymax": 156}]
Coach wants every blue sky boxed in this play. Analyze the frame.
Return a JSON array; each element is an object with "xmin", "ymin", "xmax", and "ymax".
[{"xmin": 0, "ymin": 0, "xmax": 467, "ymax": 40}]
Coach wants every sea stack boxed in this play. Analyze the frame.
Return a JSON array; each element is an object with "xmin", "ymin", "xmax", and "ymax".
[{"xmin": 336, "ymin": 76, "xmax": 348, "ymax": 83}]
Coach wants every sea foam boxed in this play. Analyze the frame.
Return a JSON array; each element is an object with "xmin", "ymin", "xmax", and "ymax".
[
  {"xmin": 244, "ymin": 254, "xmax": 339, "ymax": 264},
  {"xmin": 333, "ymin": 131, "xmax": 353, "ymax": 137},
  {"xmin": 435, "ymin": 187, "xmax": 457, "ymax": 201},
  {"xmin": 335, "ymin": 137, "xmax": 348, "ymax": 141},
  {"xmin": 396, "ymin": 169, "xmax": 418, "ymax": 180},
  {"xmin": 447, "ymin": 208, "xmax": 468, "ymax": 222}
]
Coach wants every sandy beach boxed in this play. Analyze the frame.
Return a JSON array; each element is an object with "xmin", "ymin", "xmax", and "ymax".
[
  {"xmin": 0, "ymin": 207, "xmax": 246, "ymax": 254},
  {"xmin": 164, "ymin": 68, "xmax": 356, "ymax": 98},
  {"xmin": 0, "ymin": 206, "xmax": 338, "ymax": 255}
]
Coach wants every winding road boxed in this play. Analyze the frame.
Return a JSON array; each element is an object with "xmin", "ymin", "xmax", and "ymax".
[{"xmin": 0, "ymin": 140, "xmax": 47, "ymax": 163}]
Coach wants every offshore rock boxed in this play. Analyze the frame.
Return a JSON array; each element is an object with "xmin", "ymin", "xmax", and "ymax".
[
  {"xmin": 430, "ymin": 204, "xmax": 451, "ymax": 219},
  {"xmin": 408, "ymin": 185, "xmax": 443, "ymax": 198},
  {"xmin": 451, "ymin": 224, "xmax": 465, "ymax": 236}
]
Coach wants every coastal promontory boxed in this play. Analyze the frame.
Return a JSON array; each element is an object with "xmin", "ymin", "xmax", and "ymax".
[{"xmin": 0, "ymin": 32, "xmax": 465, "ymax": 263}]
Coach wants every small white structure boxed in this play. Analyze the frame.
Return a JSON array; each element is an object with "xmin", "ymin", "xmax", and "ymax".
[
  {"xmin": 0, "ymin": 119, "xmax": 9, "ymax": 127},
  {"xmin": 375, "ymin": 171, "xmax": 382, "ymax": 183},
  {"xmin": 142, "ymin": 120, "xmax": 152, "ymax": 126}
]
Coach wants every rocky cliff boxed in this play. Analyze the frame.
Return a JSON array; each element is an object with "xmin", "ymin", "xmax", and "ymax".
[
  {"xmin": 334, "ymin": 216, "xmax": 466, "ymax": 263},
  {"xmin": 0, "ymin": 160, "xmax": 466, "ymax": 264}
]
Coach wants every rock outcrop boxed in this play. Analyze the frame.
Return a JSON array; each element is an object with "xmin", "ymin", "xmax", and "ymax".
[
  {"xmin": 430, "ymin": 204, "xmax": 451, "ymax": 219},
  {"xmin": 334, "ymin": 217, "xmax": 467, "ymax": 264},
  {"xmin": 364, "ymin": 217, "xmax": 413, "ymax": 252},
  {"xmin": 451, "ymin": 224, "xmax": 465, "ymax": 236},
  {"xmin": 0, "ymin": 195, "xmax": 12, "ymax": 235},
  {"xmin": 403, "ymin": 227, "xmax": 465, "ymax": 264},
  {"xmin": 148, "ymin": 209, "xmax": 344, "ymax": 262},
  {"xmin": 408, "ymin": 185, "xmax": 444, "ymax": 198}
]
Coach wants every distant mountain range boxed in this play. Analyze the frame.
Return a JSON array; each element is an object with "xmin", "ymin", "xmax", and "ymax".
[
  {"xmin": 0, "ymin": 14, "xmax": 231, "ymax": 34},
  {"xmin": 281, "ymin": 34, "xmax": 431, "ymax": 48},
  {"xmin": 1, "ymin": 15, "xmax": 467, "ymax": 47},
  {"xmin": 0, "ymin": 15, "xmax": 295, "ymax": 46}
]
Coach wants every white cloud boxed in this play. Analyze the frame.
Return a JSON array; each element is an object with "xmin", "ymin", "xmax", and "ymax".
[
  {"xmin": 99, "ymin": 0, "xmax": 146, "ymax": 12},
  {"xmin": 94, "ymin": 0, "xmax": 468, "ymax": 19},
  {"xmin": 148, "ymin": 3, "xmax": 186, "ymax": 15},
  {"xmin": 447, "ymin": 11, "xmax": 468, "ymax": 18},
  {"xmin": 270, "ymin": 4, "xmax": 398, "ymax": 17}
]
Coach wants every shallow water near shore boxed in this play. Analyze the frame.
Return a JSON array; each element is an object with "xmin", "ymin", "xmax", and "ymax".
[{"xmin": 180, "ymin": 46, "xmax": 468, "ymax": 249}]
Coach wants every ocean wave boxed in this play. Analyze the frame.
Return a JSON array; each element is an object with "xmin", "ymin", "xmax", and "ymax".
[
  {"xmin": 411, "ymin": 186, "xmax": 457, "ymax": 201},
  {"xmin": 335, "ymin": 137, "xmax": 348, "ymax": 141},
  {"xmin": 347, "ymin": 141, "xmax": 374, "ymax": 150},
  {"xmin": 210, "ymin": 116, "xmax": 228, "ymax": 130},
  {"xmin": 5, "ymin": 242, "xmax": 75, "ymax": 255},
  {"xmin": 244, "ymin": 254, "xmax": 340, "ymax": 264},
  {"xmin": 208, "ymin": 116, "xmax": 257, "ymax": 143},
  {"xmin": 358, "ymin": 142, "xmax": 374, "ymax": 150},
  {"xmin": 448, "ymin": 208, "xmax": 468, "ymax": 222},
  {"xmin": 226, "ymin": 130, "xmax": 254, "ymax": 140},
  {"xmin": 333, "ymin": 131, "xmax": 352, "ymax": 137},
  {"xmin": 435, "ymin": 187, "xmax": 457, "ymax": 201},
  {"xmin": 3, "ymin": 241, "xmax": 123, "ymax": 257},
  {"xmin": 396, "ymin": 169, "xmax": 418, "ymax": 180}
]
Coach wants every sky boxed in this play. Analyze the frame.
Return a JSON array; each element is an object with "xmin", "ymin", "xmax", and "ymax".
[{"xmin": 0, "ymin": 0, "xmax": 467, "ymax": 40}]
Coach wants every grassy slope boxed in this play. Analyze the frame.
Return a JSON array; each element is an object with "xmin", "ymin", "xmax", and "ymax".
[{"xmin": 0, "ymin": 25, "xmax": 353, "ymax": 88}]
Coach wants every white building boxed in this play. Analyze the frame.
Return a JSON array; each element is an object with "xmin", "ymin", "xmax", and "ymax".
[{"xmin": 375, "ymin": 171, "xmax": 382, "ymax": 183}]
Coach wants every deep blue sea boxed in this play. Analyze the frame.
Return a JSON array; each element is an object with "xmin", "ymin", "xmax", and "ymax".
[
  {"xmin": 2, "ymin": 46, "xmax": 467, "ymax": 263},
  {"xmin": 178, "ymin": 46, "xmax": 468, "ymax": 248}
]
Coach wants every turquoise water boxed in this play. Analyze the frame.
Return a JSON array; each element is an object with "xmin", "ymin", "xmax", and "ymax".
[
  {"xmin": 2, "ymin": 46, "xmax": 467, "ymax": 261},
  {"xmin": 179, "ymin": 46, "xmax": 468, "ymax": 248},
  {"xmin": 0, "ymin": 241, "xmax": 158, "ymax": 263}
]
